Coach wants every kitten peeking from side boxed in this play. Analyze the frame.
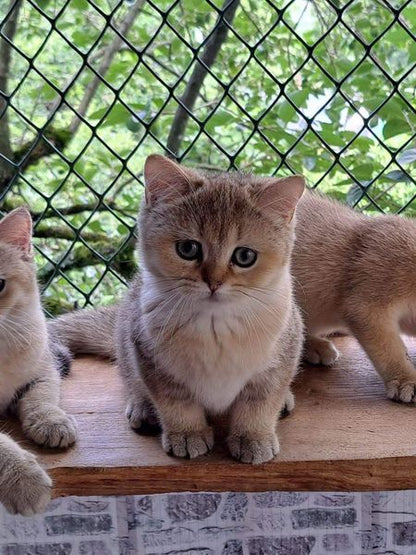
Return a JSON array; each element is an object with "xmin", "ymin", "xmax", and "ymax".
[
  {"xmin": 51, "ymin": 155, "xmax": 305, "ymax": 464},
  {"xmin": 0, "ymin": 208, "xmax": 77, "ymax": 516}
]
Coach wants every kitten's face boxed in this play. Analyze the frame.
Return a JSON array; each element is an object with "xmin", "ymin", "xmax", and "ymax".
[
  {"xmin": 0, "ymin": 208, "xmax": 35, "ymax": 322},
  {"xmin": 139, "ymin": 155, "xmax": 304, "ymax": 311},
  {"xmin": 142, "ymin": 182, "xmax": 291, "ymax": 303}
]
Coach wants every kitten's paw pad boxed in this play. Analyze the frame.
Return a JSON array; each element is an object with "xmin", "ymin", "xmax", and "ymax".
[
  {"xmin": 228, "ymin": 432, "xmax": 279, "ymax": 464},
  {"xmin": 304, "ymin": 338, "xmax": 339, "ymax": 366},
  {"xmin": 2, "ymin": 452, "xmax": 51, "ymax": 516},
  {"xmin": 24, "ymin": 409, "xmax": 78, "ymax": 448},
  {"xmin": 386, "ymin": 379, "xmax": 416, "ymax": 404},
  {"xmin": 162, "ymin": 428, "xmax": 214, "ymax": 459},
  {"xmin": 126, "ymin": 398, "xmax": 161, "ymax": 435},
  {"xmin": 280, "ymin": 390, "xmax": 295, "ymax": 419}
]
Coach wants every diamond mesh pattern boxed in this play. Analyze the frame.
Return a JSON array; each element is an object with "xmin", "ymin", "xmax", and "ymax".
[{"xmin": 0, "ymin": 0, "xmax": 415, "ymax": 313}]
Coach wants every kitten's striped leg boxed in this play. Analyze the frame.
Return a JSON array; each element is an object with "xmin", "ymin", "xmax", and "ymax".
[
  {"xmin": 17, "ymin": 355, "xmax": 78, "ymax": 448},
  {"xmin": 126, "ymin": 395, "xmax": 161, "ymax": 435},
  {"xmin": 227, "ymin": 391, "xmax": 282, "ymax": 465},
  {"xmin": 155, "ymin": 397, "xmax": 214, "ymax": 459}
]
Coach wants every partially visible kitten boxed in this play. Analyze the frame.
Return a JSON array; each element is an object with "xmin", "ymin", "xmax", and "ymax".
[
  {"xmin": 51, "ymin": 154, "xmax": 305, "ymax": 464},
  {"xmin": 0, "ymin": 208, "xmax": 77, "ymax": 515},
  {"xmin": 293, "ymin": 191, "xmax": 416, "ymax": 403}
]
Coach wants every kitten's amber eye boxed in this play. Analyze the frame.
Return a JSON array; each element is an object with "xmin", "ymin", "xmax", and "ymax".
[
  {"xmin": 232, "ymin": 247, "xmax": 257, "ymax": 268},
  {"xmin": 0, "ymin": 279, "xmax": 5, "ymax": 293},
  {"xmin": 176, "ymin": 240, "xmax": 202, "ymax": 261}
]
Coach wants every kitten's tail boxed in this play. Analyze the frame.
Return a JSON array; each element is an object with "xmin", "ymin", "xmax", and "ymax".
[{"xmin": 48, "ymin": 306, "xmax": 118, "ymax": 362}]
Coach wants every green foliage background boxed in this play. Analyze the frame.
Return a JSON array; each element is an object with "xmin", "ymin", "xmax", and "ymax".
[{"xmin": 1, "ymin": 0, "xmax": 415, "ymax": 313}]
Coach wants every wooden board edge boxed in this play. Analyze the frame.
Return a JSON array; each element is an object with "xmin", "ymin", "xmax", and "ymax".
[{"xmin": 50, "ymin": 456, "xmax": 416, "ymax": 497}]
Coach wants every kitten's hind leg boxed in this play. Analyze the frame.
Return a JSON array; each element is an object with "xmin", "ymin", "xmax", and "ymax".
[
  {"xmin": 349, "ymin": 313, "xmax": 416, "ymax": 404},
  {"xmin": 126, "ymin": 396, "xmax": 161, "ymax": 435},
  {"xmin": 304, "ymin": 335, "xmax": 340, "ymax": 366},
  {"xmin": 0, "ymin": 434, "xmax": 51, "ymax": 515},
  {"xmin": 279, "ymin": 388, "xmax": 295, "ymax": 419},
  {"xmin": 18, "ymin": 356, "xmax": 78, "ymax": 448}
]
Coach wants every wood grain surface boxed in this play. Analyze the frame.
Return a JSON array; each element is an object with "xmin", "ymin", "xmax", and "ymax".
[{"xmin": 4, "ymin": 336, "xmax": 416, "ymax": 496}]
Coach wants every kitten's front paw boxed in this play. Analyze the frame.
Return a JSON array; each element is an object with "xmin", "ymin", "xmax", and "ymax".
[
  {"xmin": 227, "ymin": 432, "xmax": 279, "ymax": 464},
  {"xmin": 162, "ymin": 428, "xmax": 214, "ymax": 459},
  {"xmin": 126, "ymin": 398, "xmax": 161, "ymax": 435},
  {"xmin": 23, "ymin": 408, "xmax": 78, "ymax": 448},
  {"xmin": 304, "ymin": 337, "xmax": 339, "ymax": 366},
  {"xmin": 386, "ymin": 379, "xmax": 416, "ymax": 404},
  {"xmin": 1, "ymin": 452, "xmax": 51, "ymax": 516}
]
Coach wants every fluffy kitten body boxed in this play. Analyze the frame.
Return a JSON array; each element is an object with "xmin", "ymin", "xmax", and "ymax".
[
  {"xmin": 52, "ymin": 155, "xmax": 305, "ymax": 464},
  {"xmin": 0, "ymin": 208, "xmax": 77, "ymax": 515},
  {"xmin": 294, "ymin": 191, "xmax": 416, "ymax": 403}
]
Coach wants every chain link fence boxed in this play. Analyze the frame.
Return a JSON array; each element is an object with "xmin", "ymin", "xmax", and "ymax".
[{"xmin": 0, "ymin": 0, "xmax": 415, "ymax": 314}]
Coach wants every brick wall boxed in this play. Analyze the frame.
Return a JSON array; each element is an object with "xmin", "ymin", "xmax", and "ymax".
[{"xmin": 0, "ymin": 491, "xmax": 415, "ymax": 554}]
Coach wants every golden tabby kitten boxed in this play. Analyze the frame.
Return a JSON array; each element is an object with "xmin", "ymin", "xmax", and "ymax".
[
  {"xmin": 51, "ymin": 154, "xmax": 305, "ymax": 464},
  {"xmin": 293, "ymin": 191, "xmax": 416, "ymax": 404},
  {"xmin": 0, "ymin": 208, "xmax": 77, "ymax": 515}
]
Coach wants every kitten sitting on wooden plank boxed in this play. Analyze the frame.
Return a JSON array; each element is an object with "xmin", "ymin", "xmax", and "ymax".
[
  {"xmin": 293, "ymin": 191, "xmax": 416, "ymax": 404},
  {"xmin": 0, "ymin": 208, "xmax": 77, "ymax": 515},
  {"xmin": 51, "ymin": 154, "xmax": 305, "ymax": 464}
]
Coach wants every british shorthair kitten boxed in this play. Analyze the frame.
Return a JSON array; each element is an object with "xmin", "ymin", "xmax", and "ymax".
[
  {"xmin": 0, "ymin": 207, "xmax": 77, "ymax": 515},
  {"xmin": 51, "ymin": 154, "xmax": 305, "ymax": 464},
  {"xmin": 294, "ymin": 191, "xmax": 416, "ymax": 404}
]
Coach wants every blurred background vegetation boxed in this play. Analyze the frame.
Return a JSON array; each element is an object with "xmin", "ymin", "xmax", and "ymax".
[{"xmin": 0, "ymin": 0, "xmax": 415, "ymax": 314}]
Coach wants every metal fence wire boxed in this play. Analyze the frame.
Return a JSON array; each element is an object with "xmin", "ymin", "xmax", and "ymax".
[{"xmin": 0, "ymin": 0, "xmax": 415, "ymax": 314}]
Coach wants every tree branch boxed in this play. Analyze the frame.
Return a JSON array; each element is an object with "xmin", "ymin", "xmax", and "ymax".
[
  {"xmin": 69, "ymin": 0, "xmax": 145, "ymax": 135},
  {"xmin": 34, "ymin": 223, "xmax": 109, "ymax": 243},
  {"xmin": 38, "ymin": 237, "xmax": 137, "ymax": 285},
  {"xmin": 0, "ymin": 0, "xmax": 22, "ymax": 191},
  {"xmin": 166, "ymin": 0, "xmax": 240, "ymax": 157},
  {"xmin": 1, "ymin": 0, "xmax": 145, "ymax": 191},
  {"xmin": 1, "ymin": 197, "xmax": 136, "ymax": 219}
]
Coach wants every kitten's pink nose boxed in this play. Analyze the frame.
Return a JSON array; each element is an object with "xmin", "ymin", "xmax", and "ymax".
[
  {"xmin": 201, "ymin": 265, "xmax": 223, "ymax": 294},
  {"xmin": 207, "ymin": 280, "xmax": 223, "ymax": 294}
]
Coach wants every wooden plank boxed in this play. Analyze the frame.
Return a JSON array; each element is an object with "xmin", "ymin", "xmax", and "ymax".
[{"xmin": 4, "ymin": 336, "xmax": 416, "ymax": 496}]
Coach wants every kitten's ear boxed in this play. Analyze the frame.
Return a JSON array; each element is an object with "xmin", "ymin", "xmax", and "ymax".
[
  {"xmin": 144, "ymin": 154, "xmax": 195, "ymax": 206},
  {"xmin": 256, "ymin": 176, "xmax": 305, "ymax": 222},
  {"xmin": 0, "ymin": 207, "xmax": 33, "ymax": 254}
]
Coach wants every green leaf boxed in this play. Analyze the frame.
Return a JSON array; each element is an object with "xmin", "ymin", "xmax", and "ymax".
[
  {"xmin": 290, "ymin": 90, "xmax": 309, "ymax": 108},
  {"xmin": 208, "ymin": 110, "xmax": 231, "ymax": 127},
  {"xmin": 319, "ymin": 129, "xmax": 345, "ymax": 147},
  {"xmin": 397, "ymin": 149, "xmax": 416, "ymax": 165},
  {"xmin": 89, "ymin": 221, "xmax": 104, "ymax": 233},
  {"xmin": 71, "ymin": 0, "xmax": 89, "ymax": 9},
  {"xmin": 347, "ymin": 182, "xmax": 370, "ymax": 206},
  {"xmin": 71, "ymin": 30, "xmax": 91, "ymax": 48},
  {"xmin": 278, "ymin": 102, "xmax": 297, "ymax": 123},
  {"xmin": 347, "ymin": 183, "xmax": 363, "ymax": 206},
  {"xmin": 352, "ymin": 163, "xmax": 374, "ymax": 180},
  {"xmin": 96, "ymin": 104, "xmax": 131, "ymax": 128},
  {"xmin": 383, "ymin": 118, "xmax": 412, "ymax": 140},
  {"xmin": 303, "ymin": 156, "xmax": 316, "ymax": 171},
  {"xmin": 89, "ymin": 107, "xmax": 109, "ymax": 120},
  {"xmin": 35, "ymin": 0, "xmax": 51, "ymax": 9},
  {"xmin": 126, "ymin": 117, "xmax": 142, "ymax": 132},
  {"xmin": 385, "ymin": 170, "xmax": 412, "ymax": 182}
]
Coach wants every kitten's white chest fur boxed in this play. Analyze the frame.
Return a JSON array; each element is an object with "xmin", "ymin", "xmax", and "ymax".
[{"xmin": 144, "ymin": 288, "xmax": 285, "ymax": 414}]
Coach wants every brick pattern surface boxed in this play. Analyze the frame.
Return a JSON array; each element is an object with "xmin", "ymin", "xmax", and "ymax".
[{"xmin": 1, "ymin": 491, "xmax": 416, "ymax": 553}]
